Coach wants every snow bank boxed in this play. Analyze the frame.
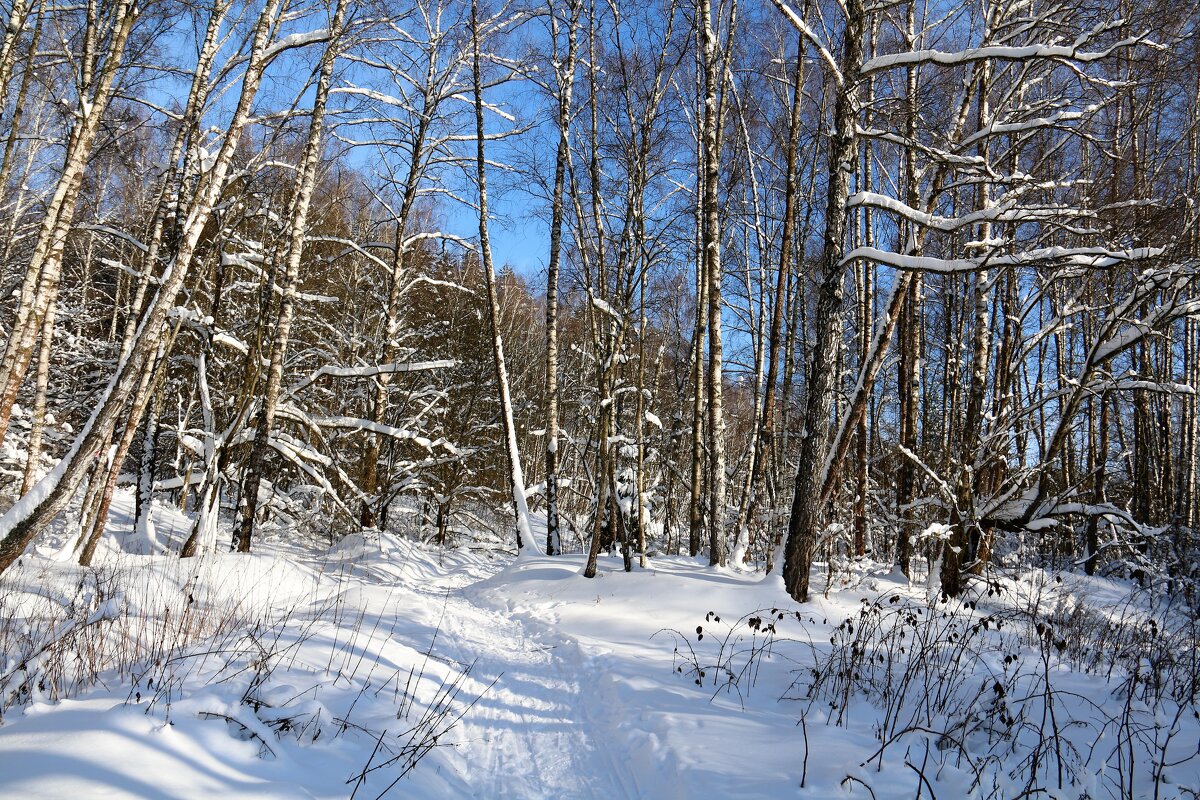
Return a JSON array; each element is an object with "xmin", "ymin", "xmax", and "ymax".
[{"xmin": 1, "ymin": 517, "xmax": 1196, "ymax": 799}]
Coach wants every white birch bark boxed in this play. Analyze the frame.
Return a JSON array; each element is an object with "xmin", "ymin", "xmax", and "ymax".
[
  {"xmin": 472, "ymin": 0, "xmax": 539, "ymax": 556},
  {"xmin": 0, "ymin": 0, "xmax": 140, "ymax": 446},
  {"xmin": 236, "ymin": 0, "xmax": 346, "ymax": 552},
  {"xmin": 0, "ymin": 0, "xmax": 290, "ymax": 573}
]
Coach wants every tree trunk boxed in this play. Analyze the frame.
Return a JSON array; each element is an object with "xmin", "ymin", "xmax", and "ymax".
[
  {"xmin": 472, "ymin": 0, "xmax": 538, "ymax": 556},
  {"xmin": 544, "ymin": 0, "xmax": 579, "ymax": 556},
  {"xmin": 941, "ymin": 32, "xmax": 995, "ymax": 597},
  {"xmin": 19, "ymin": 284, "xmax": 56, "ymax": 494},
  {"xmin": 781, "ymin": 0, "xmax": 865, "ymax": 603},
  {"xmin": 133, "ymin": 371, "xmax": 163, "ymax": 550},
  {"xmin": 1085, "ymin": 392, "xmax": 1109, "ymax": 575},
  {"xmin": 687, "ymin": 49, "xmax": 709, "ymax": 560},
  {"xmin": 744, "ymin": 30, "xmax": 805, "ymax": 561},
  {"xmin": 699, "ymin": 0, "xmax": 726, "ymax": 567},
  {"xmin": 236, "ymin": 0, "xmax": 344, "ymax": 553}
]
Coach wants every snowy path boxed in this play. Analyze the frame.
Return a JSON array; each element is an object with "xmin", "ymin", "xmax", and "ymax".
[
  {"xmin": 0, "ymin": 537, "xmax": 800, "ymax": 799},
  {"xmin": 460, "ymin": 555, "xmax": 806, "ymax": 800},
  {"xmin": 429, "ymin": 587, "xmax": 638, "ymax": 799},
  {"xmin": 299, "ymin": 537, "xmax": 648, "ymax": 797}
]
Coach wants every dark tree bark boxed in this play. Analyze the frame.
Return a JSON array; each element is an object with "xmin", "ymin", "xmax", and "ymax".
[{"xmin": 781, "ymin": 0, "xmax": 865, "ymax": 603}]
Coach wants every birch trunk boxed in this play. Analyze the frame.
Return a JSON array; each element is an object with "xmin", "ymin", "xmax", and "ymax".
[
  {"xmin": 544, "ymin": 0, "xmax": 579, "ymax": 556},
  {"xmin": 472, "ymin": 0, "xmax": 538, "ymax": 556},
  {"xmin": 0, "ymin": 0, "xmax": 287, "ymax": 574},
  {"xmin": 686, "ymin": 23, "xmax": 708, "ymax": 558},
  {"xmin": 698, "ymin": 0, "xmax": 726, "ymax": 567},
  {"xmin": 19, "ymin": 284, "xmax": 56, "ymax": 494},
  {"xmin": 236, "ymin": 0, "xmax": 345, "ymax": 553},
  {"xmin": 0, "ymin": 0, "xmax": 139, "ymax": 446}
]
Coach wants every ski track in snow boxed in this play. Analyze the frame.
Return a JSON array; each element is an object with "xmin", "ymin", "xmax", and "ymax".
[
  {"xmin": 303, "ymin": 533, "xmax": 645, "ymax": 797},
  {"xmin": 405, "ymin": 570, "xmax": 637, "ymax": 799}
]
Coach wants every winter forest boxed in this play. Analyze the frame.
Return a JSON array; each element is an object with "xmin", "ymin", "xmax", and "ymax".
[{"xmin": 0, "ymin": 0, "xmax": 1198, "ymax": 796}]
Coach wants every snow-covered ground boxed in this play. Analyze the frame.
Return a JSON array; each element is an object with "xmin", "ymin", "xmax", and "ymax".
[{"xmin": 0, "ymin": 495, "xmax": 1197, "ymax": 798}]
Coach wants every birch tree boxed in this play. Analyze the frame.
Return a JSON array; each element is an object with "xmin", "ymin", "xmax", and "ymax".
[
  {"xmin": 0, "ymin": 0, "xmax": 142, "ymax": 446},
  {"xmin": 471, "ymin": 0, "xmax": 538, "ymax": 555},
  {"xmin": 235, "ymin": 0, "xmax": 347, "ymax": 553},
  {"xmin": 0, "ymin": 0, "xmax": 300, "ymax": 573},
  {"xmin": 541, "ymin": 0, "xmax": 581, "ymax": 556}
]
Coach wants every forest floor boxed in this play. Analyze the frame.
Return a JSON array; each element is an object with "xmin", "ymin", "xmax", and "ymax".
[{"xmin": 0, "ymin": 495, "xmax": 1197, "ymax": 799}]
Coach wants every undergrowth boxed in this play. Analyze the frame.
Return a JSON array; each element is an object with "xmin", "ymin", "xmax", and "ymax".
[
  {"xmin": 792, "ymin": 575, "xmax": 1200, "ymax": 798},
  {"xmin": 0, "ymin": 554, "xmax": 491, "ymax": 796},
  {"xmin": 665, "ymin": 571, "xmax": 1199, "ymax": 799}
]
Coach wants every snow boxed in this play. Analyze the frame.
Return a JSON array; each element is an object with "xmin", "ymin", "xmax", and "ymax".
[
  {"xmin": 846, "ymin": 191, "xmax": 1089, "ymax": 233},
  {"xmin": 261, "ymin": 28, "xmax": 330, "ymax": 63},
  {"xmin": 1, "ymin": 499, "xmax": 1197, "ymax": 799},
  {"xmin": 844, "ymin": 244, "xmax": 1162, "ymax": 274},
  {"xmin": 860, "ymin": 34, "xmax": 1147, "ymax": 75},
  {"xmin": 588, "ymin": 291, "xmax": 623, "ymax": 321},
  {"xmin": 213, "ymin": 331, "xmax": 249, "ymax": 354},
  {"xmin": 286, "ymin": 360, "xmax": 455, "ymax": 400},
  {"xmin": 771, "ymin": 0, "xmax": 844, "ymax": 86}
]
